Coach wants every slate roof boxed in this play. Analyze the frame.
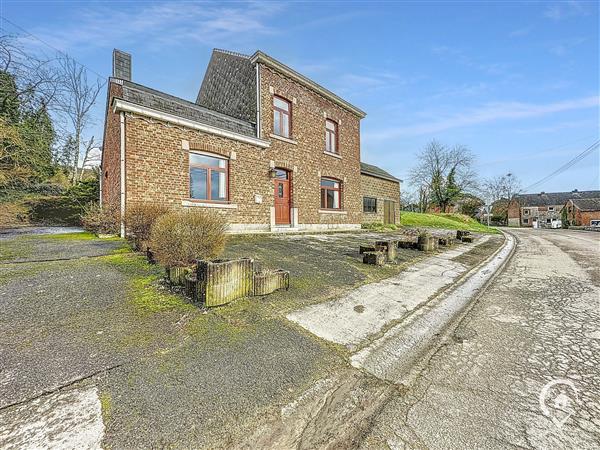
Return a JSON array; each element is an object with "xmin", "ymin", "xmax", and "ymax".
[
  {"xmin": 360, "ymin": 162, "xmax": 401, "ymax": 183},
  {"xmin": 117, "ymin": 79, "xmax": 256, "ymax": 137},
  {"xmin": 571, "ymin": 197, "xmax": 600, "ymax": 211},
  {"xmin": 515, "ymin": 190, "xmax": 600, "ymax": 207},
  {"xmin": 196, "ymin": 49, "xmax": 257, "ymax": 123}
]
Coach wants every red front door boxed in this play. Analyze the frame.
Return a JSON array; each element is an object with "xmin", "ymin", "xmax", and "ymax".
[{"xmin": 274, "ymin": 169, "xmax": 291, "ymax": 225}]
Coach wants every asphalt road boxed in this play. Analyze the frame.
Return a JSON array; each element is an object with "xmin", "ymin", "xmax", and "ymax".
[{"xmin": 361, "ymin": 228, "xmax": 600, "ymax": 449}]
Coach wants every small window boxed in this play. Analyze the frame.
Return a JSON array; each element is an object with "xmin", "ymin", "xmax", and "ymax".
[
  {"xmin": 320, "ymin": 178, "xmax": 341, "ymax": 209},
  {"xmin": 548, "ymin": 206, "xmax": 555, "ymax": 212},
  {"xmin": 523, "ymin": 218, "xmax": 529, "ymax": 224},
  {"xmin": 189, "ymin": 153, "xmax": 228, "ymax": 202},
  {"xmin": 325, "ymin": 119, "xmax": 338, "ymax": 154},
  {"xmin": 363, "ymin": 197, "xmax": 377, "ymax": 213},
  {"xmin": 546, "ymin": 218, "xmax": 552, "ymax": 224},
  {"xmin": 523, "ymin": 209, "xmax": 530, "ymax": 215},
  {"xmin": 273, "ymin": 96, "xmax": 291, "ymax": 138}
]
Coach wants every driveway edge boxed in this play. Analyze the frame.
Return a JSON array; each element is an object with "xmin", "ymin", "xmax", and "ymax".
[{"xmin": 351, "ymin": 230, "xmax": 517, "ymax": 385}]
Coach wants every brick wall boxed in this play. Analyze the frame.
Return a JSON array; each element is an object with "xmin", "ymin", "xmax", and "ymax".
[
  {"xmin": 101, "ymin": 81, "xmax": 123, "ymax": 209},
  {"xmin": 106, "ymin": 63, "xmax": 364, "ymax": 231},
  {"xmin": 360, "ymin": 174, "xmax": 400, "ymax": 225},
  {"xmin": 258, "ymin": 65, "xmax": 363, "ymax": 226},
  {"xmin": 579, "ymin": 211, "xmax": 600, "ymax": 226},
  {"xmin": 123, "ymin": 115, "xmax": 271, "ymax": 226}
]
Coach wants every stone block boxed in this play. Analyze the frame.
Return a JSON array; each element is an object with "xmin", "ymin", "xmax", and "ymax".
[{"xmin": 363, "ymin": 251, "xmax": 386, "ymax": 266}]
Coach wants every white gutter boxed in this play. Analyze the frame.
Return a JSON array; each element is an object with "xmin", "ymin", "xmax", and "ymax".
[
  {"xmin": 255, "ymin": 63, "xmax": 261, "ymax": 139},
  {"xmin": 112, "ymin": 98, "xmax": 270, "ymax": 148},
  {"xmin": 120, "ymin": 111, "xmax": 126, "ymax": 238}
]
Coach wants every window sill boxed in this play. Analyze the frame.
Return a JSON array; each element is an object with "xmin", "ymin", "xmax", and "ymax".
[
  {"xmin": 182, "ymin": 200, "xmax": 238, "ymax": 209},
  {"xmin": 270, "ymin": 133, "xmax": 297, "ymax": 145},
  {"xmin": 319, "ymin": 209, "xmax": 347, "ymax": 215},
  {"xmin": 323, "ymin": 151, "xmax": 342, "ymax": 159}
]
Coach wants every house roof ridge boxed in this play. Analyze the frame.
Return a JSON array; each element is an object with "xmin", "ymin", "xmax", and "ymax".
[
  {"xmin": 115, "ymin": 78, "xmax": 255, "ymax": 127},
  {"xmin": 250, "ymin": 50, "xmax": 367, "ymax": 118},
  {"xmin": 360, "ymin": 161, "xmax": 402, "ymax": 183},
  {"xmin": 213, "ymin": 48, "xmax": 251, "ymax": 59}
]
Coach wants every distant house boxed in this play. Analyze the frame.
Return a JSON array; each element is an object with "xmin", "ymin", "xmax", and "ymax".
[
  {"xmin": 100, "ymin": 49, "xmax": 400, "ymax": 235},
  {"xmin": 508, "ymin": 190, "xmax": 600, "ymax": 228},
  {"xmin": 563, "ymin": 197, "xmax": 600, "ymax": 227}
]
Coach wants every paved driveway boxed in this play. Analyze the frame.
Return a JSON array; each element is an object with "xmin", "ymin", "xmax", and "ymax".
[{"xmin": 361, "ymin": 229, "xmax": 600, "ymax": 449}]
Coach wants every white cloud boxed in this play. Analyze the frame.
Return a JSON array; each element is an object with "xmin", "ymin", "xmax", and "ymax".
[
  {"xmin": 508, "ymin": 27, "xmax": 532, "ymax": 38},
  {"xmin": 543, "ymin": 1, "xmax": 590, "ymax": 21},
  {"xmin": 364, "ymin": 96, "xmax": 600, "ymax": 140},
  {"xmin": 23, "ymin": 1, "xmax": 284, "ymax": 53}
]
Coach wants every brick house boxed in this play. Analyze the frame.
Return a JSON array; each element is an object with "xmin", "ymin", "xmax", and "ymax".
[
  {"xmin": 101, "ymin": 49, "xmax": 400, "ymax": 235},
  {"xmin": 563, "ymin": 197, "xmax": 600, "ymax": 226},
  {"xmin": 360, "ymin": 163, "xmax": 401, "ymax": 225},
  {"xmin": 508, "ymin": 190, "xmax": 600, "ymax": 228}
]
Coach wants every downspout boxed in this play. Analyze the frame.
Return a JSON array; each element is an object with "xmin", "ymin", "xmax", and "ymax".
[
  {"xmin": 120, "ymin": 112, "xmax": 126, "ymax": 238},
  {"xmin": 255, "ymin": 63, "xmax": 261, "ymax": 139}
]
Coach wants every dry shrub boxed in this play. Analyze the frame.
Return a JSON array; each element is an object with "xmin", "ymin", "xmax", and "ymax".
[
  {"xmin": 149, "ymin": 209, "xmax": 228, "ymax": 268},
  {"xmin": 125, "ymin": 203, "xmax": 170, "ymax": 250},
  {"xmin": 81, "ymin": 202, "xmax": 120, "ymax": 235}
]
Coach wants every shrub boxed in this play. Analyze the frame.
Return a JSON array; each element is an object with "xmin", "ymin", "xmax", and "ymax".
[
  {"xmin": 149, "ymin": 209, "xmax": 228, "ymax": 268},
  {"xmin": 81, "ymin": 203, "xmax": 120, "ymax": 235},
  {"xmin": 124, "ymin": 203, "xmax": 170, "ymax": 251}
]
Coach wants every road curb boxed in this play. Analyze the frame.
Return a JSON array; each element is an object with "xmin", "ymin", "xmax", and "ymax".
[{"xmin": 351, "ymin": 230, "xmax": 517, "ymax": 385}]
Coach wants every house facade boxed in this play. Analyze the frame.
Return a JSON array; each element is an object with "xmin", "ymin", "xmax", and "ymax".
[
  {"xmin": 101, "ymin": 49, "xmax": 400, "ymax": 235},
  {"xmin": 508, "ymin": 190, "xmax": 600, "ymax": 228},
  {"xmin": 563, "ymin": 198, "xmax": 600, "ymax": 226},
  {"xmin": 360, "ymin": 163, "xmax": 401, "ymax": 225}
]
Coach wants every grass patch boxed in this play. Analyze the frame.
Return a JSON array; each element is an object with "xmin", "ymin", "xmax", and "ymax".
[
  {"xmin": 41, "ymin": 231, "xmax": 118, "ymax": 241},
  {"xmin": 401, "ymin": 212, "xmax": 499, "ymax": 234},
  {"xmin": 361, "ymin": 222, "xmax": 399, "ymax": 232},
  {"xmin": 103, "ymin": 253, "xmax": 192, "ymax": 314},
  {"xmin": 99, "ymin": 391, "xmax": 113, "ymax": 424},
  {"xmin": 130, "ymin": 275, "xmax": 192, "ymax": 313}
]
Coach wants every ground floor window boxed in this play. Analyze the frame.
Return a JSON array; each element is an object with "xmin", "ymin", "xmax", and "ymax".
[
  {"xmin": 523, "ymin": 218, "xmax": 529, "ymax": 224},
  {"xmin": 363, "ymin": 197, "xmax": 377, "ymax": 213},
  {"xmin": 190, "ymin": 153, "xmax": 228, "ymax": 201},
  {"xmin": 320, "ymin": 177, "xmax": 341, "ymax": 209}
]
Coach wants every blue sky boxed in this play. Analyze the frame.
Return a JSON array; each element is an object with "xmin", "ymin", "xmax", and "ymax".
[{"xmin": 2, "ymin": 0, "xmax": 599, "ymax": 193}]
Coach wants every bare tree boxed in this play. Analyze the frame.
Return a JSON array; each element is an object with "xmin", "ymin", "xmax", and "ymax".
[
  {"xmin": 79, "ymin": 136, "xmax": 102, "ymax": 180},
  {"xmin": 55, "ymin": 55, "xmax": 104, "ymax": 184},
  {"xmin": 409, "ymin": 140, "xmax": 477, "ymax": 212},
  {"xmin": 482, "ymin": 173, "xmax": 521, "ymax": 223},
  {"xmin": 0, "ymin": 35, "xmax": 60, "ymax": 112}
]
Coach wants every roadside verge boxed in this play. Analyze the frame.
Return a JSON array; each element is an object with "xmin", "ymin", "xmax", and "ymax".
[{"xmin": 351, "ymin": 230, "xmax": 516, "ymax": 384}]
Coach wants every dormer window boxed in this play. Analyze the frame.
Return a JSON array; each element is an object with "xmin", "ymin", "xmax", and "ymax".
[
  {"xmin": 325, "ymin": 119, "xmax": 338, "ymax": 154},
  {"xmin": 273, "ymin": 96, "xmax": 291, "ymax": 138}
]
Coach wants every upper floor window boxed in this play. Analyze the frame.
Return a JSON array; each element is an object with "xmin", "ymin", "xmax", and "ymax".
[
  {"xmin": 189, "ymin": 153, "xmax": 228, "ymax": 202},
  {"xmin": 523, "ymin": 209, "xmax": 530, "ymax": 215},
  {"xmin": 273, "ymin": 96, "xmax": 291, "ymax": 138},
  {"xmin": 548, "ymin": 206, "xmax": 555, "ymax": 212},
  {"xmin": 325, "ymin": 119, "xmax": 338, "ymax": 154},
  {"xmin": 321, "ymin": 177, "xmax": 341, "ymax": 209}
]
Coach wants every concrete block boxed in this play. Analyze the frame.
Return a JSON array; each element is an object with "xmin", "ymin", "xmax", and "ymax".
[{"xmin": 363, "ymin": 251, "xmax": 386, "ymax": 266}]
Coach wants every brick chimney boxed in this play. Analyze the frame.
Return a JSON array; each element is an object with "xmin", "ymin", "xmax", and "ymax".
[{"xmin": 112, "ymin": 49, "xmax": 131, "ymax": 81}]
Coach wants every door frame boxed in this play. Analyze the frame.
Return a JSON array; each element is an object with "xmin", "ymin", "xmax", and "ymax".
[{"xmin": 273, "ymin": 168, "xmax": 292, "ymax": 225}]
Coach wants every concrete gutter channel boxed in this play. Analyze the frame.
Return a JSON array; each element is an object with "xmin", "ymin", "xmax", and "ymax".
[{"xmin": 248, "ymin": 231, "xmax": 516, "ymax": 448}]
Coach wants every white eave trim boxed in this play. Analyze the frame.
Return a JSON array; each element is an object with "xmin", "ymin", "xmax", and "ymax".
[
  {"xmin": 251, "ymin": 52, "xmax": 366, "ymax": 118},
  {"xmin": 112, "ymin": 98, "xmax": 270, "ymax": 148}
]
